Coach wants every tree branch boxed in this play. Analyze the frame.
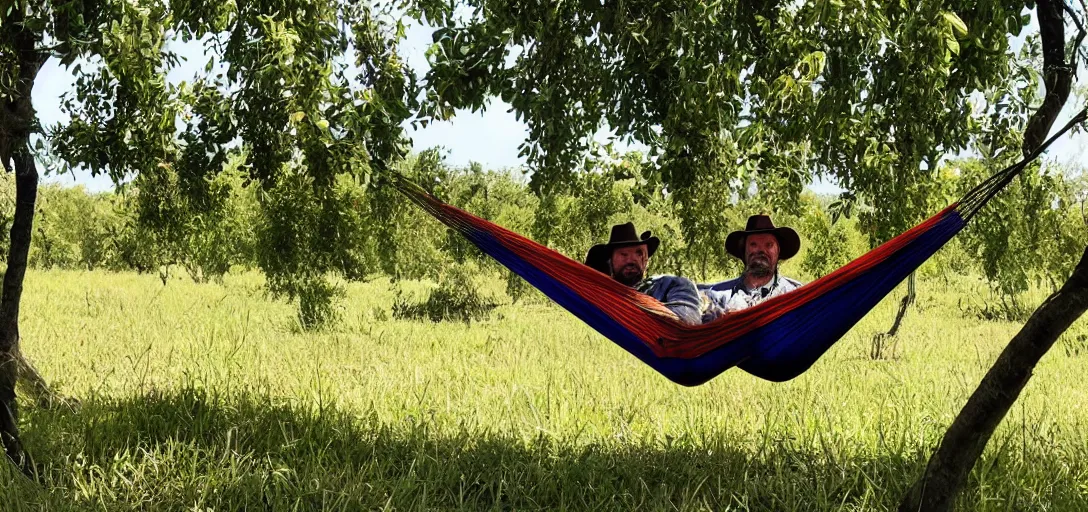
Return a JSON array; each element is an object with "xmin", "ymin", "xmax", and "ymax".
[
  {"xmin": 1064, "ymin": 1, "xmax": 1087, "ymax": 72},
  {"xmin": 1022, "ymin": 0, "xmax": 1074, "ymax": 156},
  {"xmin": 1077, "ymin": 0, "xmax": 1088, "ymax": 64}
]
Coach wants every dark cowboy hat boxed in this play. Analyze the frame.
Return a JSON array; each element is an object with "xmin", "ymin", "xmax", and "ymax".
[
  {"xmin": 725, "ymin": 214, "xmax": 801, "ymax": 261},
  {"xmin": 584, "ymin": 222, "xmax": 660, "ymax": 274}
]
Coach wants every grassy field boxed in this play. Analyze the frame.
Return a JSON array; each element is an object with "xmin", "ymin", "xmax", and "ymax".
[{"xmin": 1, "ymin": 269, "xmax": 1086, "ymax": 510}]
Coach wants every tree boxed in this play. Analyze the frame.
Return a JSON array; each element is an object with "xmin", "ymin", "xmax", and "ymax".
[
  {"xmin": 0, "ymin": 0, "xmax": 69, "ymax": 471},
  {"xmin": 898, "ymin": 0, "xmax": 1087, "ymax": 508},
  {"xmin": 1, "ymin": 0, "xmax": 416, "ymax": 468},
  {"xmin": 412, "ymin": 0, "xmax": 1040, "ymax": 241},
  {"xmin": 950, "ymin": 156, "xmax": 1086, "ymax": 320},
  {"xmin": 409, "ymin": 0, "xmax": 1058, "ymax": 346},
  {"xmin": 410, "ymin": 0, "xmax": 1086, "ymax": 508}
]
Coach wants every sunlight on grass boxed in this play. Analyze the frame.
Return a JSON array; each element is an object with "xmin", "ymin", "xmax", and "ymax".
[{"xmin": 3, "ymin": 269, "xmax": 1087, "ymax": 510}]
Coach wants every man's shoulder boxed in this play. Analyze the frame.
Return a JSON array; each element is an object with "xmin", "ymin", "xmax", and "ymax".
[
  {"xmin": 646, "ymin": 274, "xmax": 697, "ymax": 289},
  {"xmin": 780, "ymin": 276, "xmax": 804, "ymax": 288},
  {"xmin": 697, "ymin": 277, "xmax": 743, "ymax": 292}
]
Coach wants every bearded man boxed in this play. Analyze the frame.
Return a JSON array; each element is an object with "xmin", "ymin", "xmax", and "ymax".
[
  {"xmin": 584, "ymin": 222, "xmax": 702, "ymax": 325},
  {"xmin": 700, "ymin": 215, "xmax": 804, "ymax": 321}
]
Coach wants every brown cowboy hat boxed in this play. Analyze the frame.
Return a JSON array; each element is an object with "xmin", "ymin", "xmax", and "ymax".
[
  {"xmin": 725, "ymin": 214, "xmax": 801, "ymax": 261},
  {"xmin": 584, "ymin": 222, "xmax": 660, "ymax": 274}
]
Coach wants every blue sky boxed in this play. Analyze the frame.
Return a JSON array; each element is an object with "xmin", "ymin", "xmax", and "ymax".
[{"xmin": 31, "ymin": 15, "xmax": 1086, "ymax": 194}]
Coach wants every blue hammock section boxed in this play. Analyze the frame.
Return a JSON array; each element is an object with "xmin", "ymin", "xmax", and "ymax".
[{"xmin": 733, "ymin": 210, "xmax": 965, "ymax": 382}]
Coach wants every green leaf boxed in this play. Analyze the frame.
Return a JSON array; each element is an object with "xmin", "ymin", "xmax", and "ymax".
[
  {"xmin": 947, "ymin": 36, "xmax": 960, "ymax": 56},
  {"xmin": 941, "ymin": 11, "xmax": 968, "ymax": 38}
]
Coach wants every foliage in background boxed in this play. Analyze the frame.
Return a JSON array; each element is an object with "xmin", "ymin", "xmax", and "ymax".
[
  {"xmin": 956, "ymin": 158, "xmax": 1088, "ymax": 320},
  {"xmin": 35, "ymin": 0, "xmax": 419, "ymax": 328},
  {"xmin": 0, "ymin": 167, "xmax": 256, "ymax": 282},
  {"xmin": 800, "ymin": 206, "xmax": 869, "ymax": 279},
  {"xmin": 13, "ymin": 153, "xmax": 1086, "ymax": 323}
]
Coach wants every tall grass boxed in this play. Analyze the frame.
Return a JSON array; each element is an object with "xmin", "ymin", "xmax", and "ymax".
[{"xmin": 2, "ymin": 269, "xmax": 1086, "ymax": 510}]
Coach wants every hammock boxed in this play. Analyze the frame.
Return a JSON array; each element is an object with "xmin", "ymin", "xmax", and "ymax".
[{"xmin": 392, "ymin": 109, "xmax": 1087, "ymax": 386}]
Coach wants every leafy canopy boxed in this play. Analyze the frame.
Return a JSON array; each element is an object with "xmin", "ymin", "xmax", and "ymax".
[
  {"xmin": 12, "ymin": 0, "xmax": 419, "ymax": 326},
  {"xmin": 410, "ymin": 0, "xmax": 1038, "ymax": 245}
]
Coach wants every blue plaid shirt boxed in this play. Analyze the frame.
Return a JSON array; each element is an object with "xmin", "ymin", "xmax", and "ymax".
[{"xmin": 635, "ymin": 275, "xmax": 703, "ymax": 325}]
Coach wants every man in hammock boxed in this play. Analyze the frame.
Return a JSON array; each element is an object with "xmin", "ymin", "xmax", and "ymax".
[
  {"xmin": 699, "ymin": 214, "xmax": 804, "ymax": 321},
  {"xmin": 584, "ymin": 222, "xmax": 703, "ymax": 325}
]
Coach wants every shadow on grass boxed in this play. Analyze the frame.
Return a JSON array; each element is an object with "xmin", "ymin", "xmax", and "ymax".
[{"xmin": 3, "ymin": 386, "xmax": 1086, "ymax": 511}]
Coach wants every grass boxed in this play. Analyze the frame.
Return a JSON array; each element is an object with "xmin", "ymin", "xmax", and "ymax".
[{"xmin": 2, "ymin": 268, "xmax": 1087, "ymax": 510}]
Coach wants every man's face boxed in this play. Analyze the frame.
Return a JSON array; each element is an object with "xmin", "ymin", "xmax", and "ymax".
[
  {"xmin": 609, "ymin": 244, "xmax": 649, "ymax": 286},
  {"xmin": 744, "ymin": 233, "xmax": 780, "ymax": 278}
]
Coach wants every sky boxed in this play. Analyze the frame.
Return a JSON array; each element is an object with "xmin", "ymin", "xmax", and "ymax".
[{"xmin": 30, "ymin": 13, "xmax": 1087, "ymax": 194}]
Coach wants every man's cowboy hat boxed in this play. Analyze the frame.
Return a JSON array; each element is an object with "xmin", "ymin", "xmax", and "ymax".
[
  {"xmin": 725, "ymin": 214, "xmax": 801, "ymax": 261},
  {"xmin": 584, "ymin": 222, "xmax": 660, "ymax": 274}
]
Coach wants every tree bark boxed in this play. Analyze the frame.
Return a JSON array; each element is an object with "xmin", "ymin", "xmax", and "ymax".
[
  {"xmin": 0, "ymin": 152, "xmax": 37, "ymax": 473},
  {"xmin": 0, "ymin": 5, "xmax": 45, "ymax": 473},
  {"xmin": 899, "ymin": 247, "xmax": 1088, "ymax": 512},
  {"xmin": 898, "ymin": 1, "xmax": 1081, "ymax": 509},
  {"xmin": 1021, "ymin": 0, "xmax": 1074, "ymax": 157}
]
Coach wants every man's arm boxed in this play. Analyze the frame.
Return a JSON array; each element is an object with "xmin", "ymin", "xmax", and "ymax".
[
  {"xmin": 699, "ymin": 289, "xmax": 731, "ymax": 323},
  {"xmin": 656, "ymin": 276, "xmax": 704, "ymax": 325}
]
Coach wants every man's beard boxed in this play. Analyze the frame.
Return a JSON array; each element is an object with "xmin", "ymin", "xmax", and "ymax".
[
  {"xmin": 745, "ymin": 253, "xmax": 773, "ymax": 278},
  {"xmin": 611, "ymin": 263, "xmax": 644, "ymax": 286}
]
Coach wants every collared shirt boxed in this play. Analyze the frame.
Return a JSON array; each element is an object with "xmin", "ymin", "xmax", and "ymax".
[
  {"xmin": 697, "ymin": 274, "xmax": 803, "ymax": 322},
  {"xmin": 635, "ymin": 275, "xmax": 703, "ymax": 325}
]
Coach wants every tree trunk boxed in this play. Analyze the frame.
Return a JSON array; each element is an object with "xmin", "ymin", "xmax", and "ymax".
[
  {"xmin": 0, "ymin": 6, "xmax": 45, "ymax": 473},
  {"xmin": 899, "ymin": 247, "xmax": 1088, "ymax": 511},
  {"xmin": 898, "ymin": 1, "xmax": 1082, "ymax": 509},
  {"xmin": 0, "ymin": 151, "xmax": 37, "ymax": 473},
  {"xmin": 1020, "ymin": 0, "xmax": 1074, "ymax": 158}
]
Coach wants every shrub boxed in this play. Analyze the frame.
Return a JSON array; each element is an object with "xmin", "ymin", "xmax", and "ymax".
[
  {"xmin": 297, "ymin": 278, "xmax": 346, "ymax": 329},
  {"xmin": 392, "ymin": 263, "xmax": 499, "ymax": 323},
  {"xmin": 800, "ymin": 208, "xmax": 867, "ymax": 279}
]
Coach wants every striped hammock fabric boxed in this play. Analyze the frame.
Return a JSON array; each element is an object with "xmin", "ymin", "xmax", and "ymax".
[{"xmin": 392, "ymin": 110, "xmax": 1086, "ymax": 386}]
